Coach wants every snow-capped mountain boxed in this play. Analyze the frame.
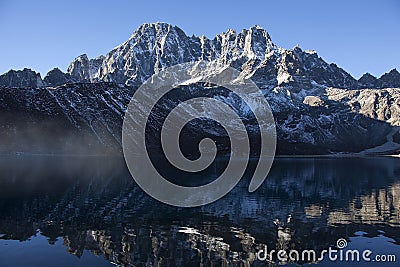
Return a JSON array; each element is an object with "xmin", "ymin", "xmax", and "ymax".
[
  {"xmin": 4, "ymin": 22, "xmax": 398, "ymax": 90},
  {"xmin": 0, "ymin": 22, "xmax": 400, "ymax": 155}
]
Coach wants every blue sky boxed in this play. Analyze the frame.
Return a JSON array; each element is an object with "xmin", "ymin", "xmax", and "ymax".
[{"xmin": 0, "ymin": 0, "xmax": 399, "ymax": 78}]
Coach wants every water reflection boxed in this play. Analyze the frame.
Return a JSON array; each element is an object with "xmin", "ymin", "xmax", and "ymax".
[{"xmin": 0, "ymin": 156, "xmax": 399, "ymax": 266}]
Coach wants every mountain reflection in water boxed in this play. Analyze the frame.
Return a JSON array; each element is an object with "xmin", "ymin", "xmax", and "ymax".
[{"xmin": 0, "ymin": 156, "xmax": 399, "ymax": 266}]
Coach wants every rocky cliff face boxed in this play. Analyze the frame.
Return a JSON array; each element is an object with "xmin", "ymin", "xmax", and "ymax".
[
  {"xmin": 66, "ymin": 54, "xmax": 105, "ymax": 82},
  {"xmin": 0, "ymin": 22, "xmax": 399, "ymax": 155},
  {"xmin": 380, "ymin": 68, "xmax": 400, "ymax": 88},
  {"xmin": 43, "ymin": 68, "xmax": 71, "ymax": 86},
  {"xmin": 0, "ymin": 68, "xmax": 45, "ymax": 88}
]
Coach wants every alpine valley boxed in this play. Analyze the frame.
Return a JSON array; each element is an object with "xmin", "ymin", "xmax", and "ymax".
[{"xmin": 1, "ymin": 22, "xmax": 400, "ymax": 155}]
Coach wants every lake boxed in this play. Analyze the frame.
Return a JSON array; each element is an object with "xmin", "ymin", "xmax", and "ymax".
[{"xmin": 0, "ymin": 156, "xmax": 398, "ymax": 266}]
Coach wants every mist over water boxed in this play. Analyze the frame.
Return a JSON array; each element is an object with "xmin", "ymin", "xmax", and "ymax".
[
  {"xmin": 0, "ymin": 156, "xmax": 399, "ymax": 266},
  {"xmin": 0, "ymin": 112, "xmax": 120, "ymax": 156}
]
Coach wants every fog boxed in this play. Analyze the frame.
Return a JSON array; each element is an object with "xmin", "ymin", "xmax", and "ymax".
[{"xmin": 0, "ymin": 111, "xmax": 121, "ymax": 156}]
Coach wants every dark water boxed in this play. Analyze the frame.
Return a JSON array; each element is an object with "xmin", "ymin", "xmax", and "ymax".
[{"xmin": 0, "ymin": 156, "xmax": 399, "ymax": 266}]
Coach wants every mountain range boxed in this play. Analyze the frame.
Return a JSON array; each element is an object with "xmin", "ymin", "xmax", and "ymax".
[{"xmin": 0, "ymin": 22, "xmax": 399, "ymax": 155}]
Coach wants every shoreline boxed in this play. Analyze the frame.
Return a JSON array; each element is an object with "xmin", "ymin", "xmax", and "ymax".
[{"xmin": 0, "ymin": 152, "xmax": 398, "ymax": 159}]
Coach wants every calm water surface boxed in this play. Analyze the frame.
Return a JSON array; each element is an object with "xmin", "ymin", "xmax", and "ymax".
[{"xmin": 0, "ymin": 156, "xmax": 399, "ymax": 266}]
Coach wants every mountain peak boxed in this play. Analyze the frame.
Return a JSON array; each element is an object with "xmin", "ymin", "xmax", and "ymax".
[
  {"xmin": 358, "ymin": 72, "xmax": 380, "ymax": 89},
  {"xmin": 250, "ymin": 24, "xmax": 264, "ymax": 30},
  {"xmin": 0, "ymin": 68, "xmax": 45, "ymax": 88},
  {"xmin": 360, "ymin": 72, "xmax": 377, "ymax": 80},
  {"xmin": 248, "ymin": 25, "xmax": 271, "ymax": 36},
  {"xmin": 130, "ymin": 22, "xmax": 180, "ymax": 39},
  {"xmin": 380, "ymin": 68, "xmax": 400, "ymax": 88},
  {"xmin": 67, "ymin": 54, "xmax": 103, "ymax": 83},
  {"xmin": 247, "ymin": 24, "xmax": 272, "ymax": 40},
  {"xmin": 44, "ymin": 68, "xmax": 71, "ymax": 86},
  {"xmin": 138, "ymin": 22, "xmax": 174, "ymax": 29}
]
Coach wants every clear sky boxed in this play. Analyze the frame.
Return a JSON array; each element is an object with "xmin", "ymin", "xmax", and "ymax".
[{"xmin": 0, "ymin": 0, "xmax": 399, "ymax": 78}]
